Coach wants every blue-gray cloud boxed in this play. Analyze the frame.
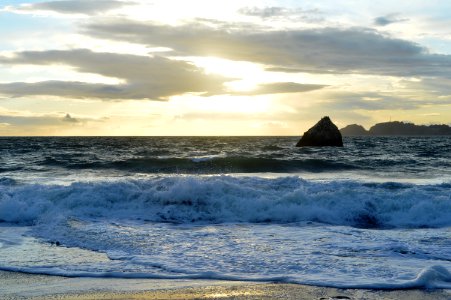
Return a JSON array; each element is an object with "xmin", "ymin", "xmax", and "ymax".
[
  {"xmin": 374, "ymin": 14, "xmax": 408, "ymax": 26},
  {"xmin": 401, "ymin": 78, "xmax": 451, "ymax": 98},
  {"xmin": 83, "ymin": 20, "xmax": 451, "ymax": 78},
  {"xmin": 238, "ymin": 6, "xmax": 322, "ymax": 22},
  {"xmin": 10, "ymin": 0, "xmax": 133, "ymax": 15}
]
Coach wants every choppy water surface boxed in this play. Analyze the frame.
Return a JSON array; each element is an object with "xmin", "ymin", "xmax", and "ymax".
[{"xmin": 0, "ymin": 137, "xmax": 450, "ymax": 289}]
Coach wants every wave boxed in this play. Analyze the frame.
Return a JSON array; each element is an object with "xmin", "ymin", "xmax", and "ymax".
[
  {"xmin": 0, "ymin": 176, "xmax": 450, "ymax": 228},
  {"xmin": 1, "ymin": 265, "xmax": 450, "ymax": 290}
]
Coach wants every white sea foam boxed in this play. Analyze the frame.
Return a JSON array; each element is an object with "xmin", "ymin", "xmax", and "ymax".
[
  {"xmin": 0, "ymin": 223, "xmax": 450, "ymax": 289},
  {"xmin": 0, "ymin": 176, "xmax": 450, "ymax": 228},
  {"xmin": 1, "ymin": 176, "xmax": 450, "ymax": 289},
  {"xmin": 190, "ymin": 155, "xmax": 223, "ymax": 162},
  {"xmin": 1, "ymin": 137, "xmax": 450, "ymax": 289},
  {"xmin": 3, "ymin": 264, "xmax": 449, "ymax": 289}
]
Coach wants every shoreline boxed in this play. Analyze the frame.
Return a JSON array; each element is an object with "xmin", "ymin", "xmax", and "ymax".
[{"xmin": 1, "ymin": 271, "xmax": 450, "ymax": 300}]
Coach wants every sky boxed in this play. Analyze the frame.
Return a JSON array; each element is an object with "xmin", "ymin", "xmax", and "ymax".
[{"xmin": 0, "ymin": 0, "xmax": 450, "ymax": 136}]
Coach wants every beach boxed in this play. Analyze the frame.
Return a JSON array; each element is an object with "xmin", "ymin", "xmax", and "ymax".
[
  {"xmin": 2, "ymin": 0, "xmax": 451, "ymax": 297},
  {"xmin": 1, "ymin": 137, "xmax": 450, "ymax": 297},
  {"xmin": 1, "ymin": 271, "xmax": 450, "ymax": 299}
]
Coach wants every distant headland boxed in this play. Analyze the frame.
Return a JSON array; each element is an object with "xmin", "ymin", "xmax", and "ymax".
[{"xmin": 341, "ymin": 121, "xmax": 451, "ymax": 136}]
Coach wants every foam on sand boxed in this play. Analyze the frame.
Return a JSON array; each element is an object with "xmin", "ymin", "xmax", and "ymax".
[{"xmin": 1, "ymin": 271, "xmax": 450, "ymax": 299}]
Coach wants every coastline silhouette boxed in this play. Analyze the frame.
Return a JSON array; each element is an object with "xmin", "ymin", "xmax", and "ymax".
[{"xmin": 341, "ymin": 121, "xmax": 451, "ymax": 136}]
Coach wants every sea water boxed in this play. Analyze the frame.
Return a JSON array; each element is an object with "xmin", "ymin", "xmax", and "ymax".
[{"xmin": 0, "ymin": 136, "xmax": 450, "ymax": 289}]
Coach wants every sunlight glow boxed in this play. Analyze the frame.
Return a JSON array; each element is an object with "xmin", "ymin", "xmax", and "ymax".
[
  {"xmin": 170, "ymin": 94, "xmax": 272, "ymax": 114},
  {"xmin": 1, "ymin": 0, "xmax": 450, "ymax": 135},
  {"xmin": 186, "ymin": 56, "xmax": 264, "ymax": 77}
]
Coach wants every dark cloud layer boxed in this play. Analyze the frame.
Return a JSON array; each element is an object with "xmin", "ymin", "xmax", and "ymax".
[
  {"xmin": 83, "ymin": 20, "xmax": 451, "ymax": 78},
  {"xmin": 0, "ymin": 49, "xmax": 228, "ymax": 100},
  {"xmin": 14, "ymin": 0, "xmax": 132, "ymax": 15},
  {"xmin": 0, "ymin": 49, "xmax": 320, "ymax": 100},
  {"xmin": 2, "ymin": 17, "xmax": 449, "ymax": 103}
]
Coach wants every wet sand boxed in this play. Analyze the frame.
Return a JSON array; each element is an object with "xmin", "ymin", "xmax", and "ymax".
[{"xmin": 1, "ymin": 271, "xmax": 450, "ymax": 300}]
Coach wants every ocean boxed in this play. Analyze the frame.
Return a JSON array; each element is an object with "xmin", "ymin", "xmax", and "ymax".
[{"xmin": 0, "ymin": 136, "xmax": 450, "ymax": 289}]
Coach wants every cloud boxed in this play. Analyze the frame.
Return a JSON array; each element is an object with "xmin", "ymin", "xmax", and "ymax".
[
  {"xmin": 0, "ymin": 49, "xmax": 327, "ymax": 100},
  {"xmin": 319, "ymin": 92, "xmax": 420, "ymax": 111},
  {"xmin": 83, "ymin": 20, "xmax": 451, "ymax": 78},
  {"xmin": 62, "ymin": 113, "xmax": 79, "ymax": 122},
  {"xmin": 0, "ymin": 81, "xmax": 129, "ymax": 99},
  {"xmin": 7, "ymin": 0, "xmax": 133, "ymax": 15},
  {"xmin": 229, "ymin": 82, "xmax": 327, "ymax": 95},
  {"xmin": 374, "ymin": 14, "xmax": 408, "ymax": 26},
  {"xmin": 315, "ymin": 91, "xmax": 451, "ymax": 112},
  {"xmin": 0, "ymin": 112, "xmax": 110, "ymax": 135},
  {"xmin": 401, "ymin": 78, "xmax": 451, "ymax": 98},
  {"xmin": 238, "ymin": 6, "xmax": 288, "ymax": 18},
  {"xmin": 0, "ymin": 112, "xmax": 101, "ymax": 129},
  {"xmin": 0, "ymin": 49, "xmax": 229, "ymax": 100},
  {"xmin": 239, "ymin": 6, "xmax": 319, "ymax": 18},
  {"xmin": 237, "ymin": 6, "xmax": 323, "ymax": 23},
  {"xmin": 0, "ymin": 114, "xmax": 73, "ymax": 126}
]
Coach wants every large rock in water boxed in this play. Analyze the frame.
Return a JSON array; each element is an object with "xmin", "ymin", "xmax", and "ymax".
[{"xmin": 296, "ymin": 117, "xmax": 343, "ymax": 147}]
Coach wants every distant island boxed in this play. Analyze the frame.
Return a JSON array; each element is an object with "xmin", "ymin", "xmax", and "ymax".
[{"xmin": 340, "ymin": 121, "xmax": 451, "ymax": 136}]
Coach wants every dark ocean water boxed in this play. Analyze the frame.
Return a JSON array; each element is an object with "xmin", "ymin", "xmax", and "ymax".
[
  {"xmin": 0, "ymin": 136, "xmax": 450, "ymax": 289},
  {"xmin": 1, "ymin": 136, "xmax": 450, "ymax": 178}
]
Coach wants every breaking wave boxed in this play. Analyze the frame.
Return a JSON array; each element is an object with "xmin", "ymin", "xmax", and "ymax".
[{"xmin": 1, "ymin": 176, "xmax": 450, "ymax": 229}]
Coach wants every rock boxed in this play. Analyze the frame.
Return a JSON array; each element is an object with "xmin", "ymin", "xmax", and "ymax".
[
  {"xmin": 340, "ymin": 124, "xmax": 368, "ymax": 136},
  {"xmin": 296, "ymin": 117, "xmax": 343, "ymax": 147}
]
